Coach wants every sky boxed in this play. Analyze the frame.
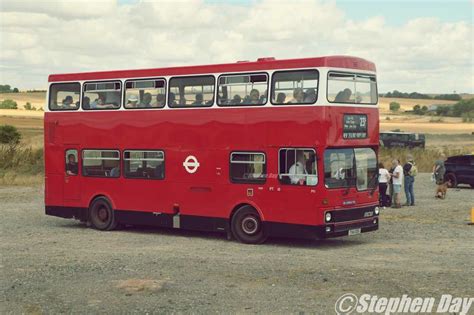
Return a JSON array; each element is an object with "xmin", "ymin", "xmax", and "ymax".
[{"xmin": 0, "ymin": 0, "xmax": 472, "ymax": 93}]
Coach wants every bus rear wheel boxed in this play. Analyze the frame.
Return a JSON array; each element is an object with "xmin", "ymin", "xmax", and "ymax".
[
  {"xmin": 89, "ymin": 197, "xmax": 118, "ymax": 231},
  {"xmin": 231, "ymin": 206, "xmax": 267, "ymax": 244}
]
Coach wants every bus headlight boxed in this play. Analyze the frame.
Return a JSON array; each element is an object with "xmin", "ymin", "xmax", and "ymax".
[
  {"xmin": 374, "ymin": 207, "xmax": 380, "ymax": 215},
  {"xmin": 325, "ymin": 212, "xmax": 332, "ymax": 222}
]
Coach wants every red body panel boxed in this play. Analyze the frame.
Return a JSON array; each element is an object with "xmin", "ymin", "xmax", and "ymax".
[{"xmin": 44, "ymin": 106, "xmax": 379, "ymax": 227}]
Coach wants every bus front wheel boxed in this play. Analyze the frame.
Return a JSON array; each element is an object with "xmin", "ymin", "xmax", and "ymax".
[
  {"xmin": 231, "ymin": 206, "xmax": 268, "ymax": 244},
  {"xmin": 89, "ymin": 197, "xmax": 118, "ymax": 231}
]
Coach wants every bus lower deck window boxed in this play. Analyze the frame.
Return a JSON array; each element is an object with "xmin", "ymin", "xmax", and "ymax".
[
  {"xmin": 230, "ymin": 152, "xmax": 266, "ymax": 183},
  {"xmin": 124, "ymin": 150, "xmax": 165, "ymax": 179},
  {"xmin": 279, "ymin": 148, "xmax": 318, "ymax": 186},
  {"xmin": 82, "ymin": 150, "xmax": 120, "ymax": 177}
]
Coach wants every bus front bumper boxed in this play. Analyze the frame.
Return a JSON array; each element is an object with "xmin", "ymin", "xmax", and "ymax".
[{"xmin": 322, "ymin": 217, "xmax": 378, "ymax": 238}]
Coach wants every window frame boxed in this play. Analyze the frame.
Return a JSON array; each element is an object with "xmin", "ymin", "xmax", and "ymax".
[
  {"xmin": 48, "ymin": 82, "xmax": 81, "ymax": 111},
  {"xmin": 326, "ymin": 71, "xmax": 378, "ymax": 105},
  {"xmin": 270, "ymin": 69, "xmax": 320, "ymax": 106},
  {"xmin": 278, "ymin": 147, "xmax": 318, "ymax": 186},
  {"xmin": 123, "ymin": 149, "xmax": 166, "ymax": 180},
  {"xmin": 168, "ymin": 75, "xmax": 216, "ymax": 108},
  {"xmin": 217, "ymin": 72, "xmax": 269, "ymax": 107},
  {"xmin": 229, "ymin": 151, "xmax": 267, "ymax": 184},
  {"xmin": 82, "ymin": 80, "xmax": 123, "ymax": 111},
  {"xmin": 123, "ymin": 78, "xmax": 167, "ymax": 110},
  {"xmin": 81, "ymin": 149, "xmax": 121, "ymax": 178}
]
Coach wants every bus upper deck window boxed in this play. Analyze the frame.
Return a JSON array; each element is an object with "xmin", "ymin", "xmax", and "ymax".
[
  {"xmin": 218, "ymin": 73, "xmax": 268, "ymax": 106},
  {"xmin": 271, "ymin": 70, "xmax": 319, "ymax": 105},
  {"xmin": 125, "ymin": 79, "xmax": 166, "ymax": 109},
  {"xmin": 168, "ymin": 76, "xmax": 215, "ymax": 108},
  {"xmin": 83, "ymin": 81, "xmax": 122, "ymax": 110},
  {"xmin": 49, "ymin": 83, "xmax": 81, "ymax": 111},
  {"xmin": 327, "ymin": 72, "xmax": 377, "ymax": 104}
]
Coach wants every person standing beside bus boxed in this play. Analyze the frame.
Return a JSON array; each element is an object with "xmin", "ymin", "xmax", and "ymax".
[
  {"xmin": 403, "ymin": 155, "xmax": 417, "ymax": 206},
  {"xmin": 378, "ymin": 162, "xmax": 390, "ymax": 209},
  {"xmin": 390, "ymin": 159, "xmax": 403, "ymax": 208},
  {"xmin": 433, "ymin": 153, "xmax": 446, "ymax": 198}
]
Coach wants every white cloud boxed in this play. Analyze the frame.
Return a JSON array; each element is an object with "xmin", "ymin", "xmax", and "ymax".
[{"xmin": 0, "ymin": 0, "xmax": 472, "ymax": 93}]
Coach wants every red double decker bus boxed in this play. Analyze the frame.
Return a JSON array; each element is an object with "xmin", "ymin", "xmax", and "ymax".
[{"xmin": 45, "ymin": 55, "xmax": 380, "ymax": 244}]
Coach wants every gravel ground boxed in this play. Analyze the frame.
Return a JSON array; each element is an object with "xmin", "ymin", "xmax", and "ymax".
[{"xmin": 1, "ymin": 173, "xmax": 473, "ymax": 314}]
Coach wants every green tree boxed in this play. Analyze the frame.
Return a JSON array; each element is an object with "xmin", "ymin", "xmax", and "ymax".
[
  {"xmin": 0, "ymin": 85, "xmax": 11, "ymax": 93},
  {"xmin": 24, "ymin": 102, "xmax": 33, "ymax": 110},
  {"xmin": 0, "ymin": 125, "xmax": 21, "ymax": 145},
  {"xmin": 0, "ymin": 99, "xmax": 18, "ymax": 109},
  {"xmin": 12, "ymin": 87, "xmax": 19, "ymax": 93},
  {"xmin": 421, "ymin": 105, "xmax": 428, "ymax": 112},
  {"xmin": 389, "ymin": 102, "xmax": 400, "ymax": 112}
]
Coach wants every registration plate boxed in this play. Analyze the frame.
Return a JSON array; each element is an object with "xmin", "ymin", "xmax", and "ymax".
[{"xmin": 348, "ymin": 228, "xmax": 361, "ymax": 236}]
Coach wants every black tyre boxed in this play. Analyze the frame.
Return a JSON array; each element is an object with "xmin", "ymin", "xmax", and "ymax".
[
  {"xmin": 445, "ymin": 173, "xmax": 457, "ymax": 188},
  {"xmin": 89, "ymin": 197, "xmax": 118, "ymax": 231},
  {"xmin": 231, "ymin": 205, "xmax": 267, "ymax": 244}
]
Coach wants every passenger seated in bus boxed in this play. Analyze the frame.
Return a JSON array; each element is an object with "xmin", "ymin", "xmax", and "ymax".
[
  {"xmin": 141, "ymin": 93, "xmax": 152, "ymax": 107},
  {"xmin": 230, "ymin": 94, "xmax": 241, "ymax": 105},
  {"xmin": 83, "ymin": 96, "xmax": 90, "ymax": 109},
  {"xmin": 289, "ymin": 151, "xmax": 308, "ymax": 185},
  {"xmin": 179, "ymin": 98, "xmax": 187, "ymax": 106},
  {"xmin": 334, "ymin": 88, "xmax": 352, "ymax": 102},
  {"xmin": 110, "ymin": 166, "xmax": 120, "ymax": 177},
  {"xmin": 249, "ymin": 89, "xmax": 260, "ymax": 104},
  {"xmin": 276, "ymin": 92, "xmax": 286, "ymax": 103},
  {"xmin": 192, "ymin": 93, "xmax": 204, "ymax": 105},
  {"xmin": 304, "ymin": 88, "xmax": 317, "ymax": 103},
  {"xmin": 62, "ymin": 95, "xmax": 74, "ymax": 108},
  {"xmin": 169, "ymin": 92, "xmax": 177, "ymax": 105},
  {"xmin": 91, "ymin": 94, "xmax": 107, "ymax": 109},
  {"xmin": 154, "ymin": 94, "xmax": 165, "ymax": 107},
  {"xmin": 126, "ymin": 94, "xmax": 139, "ymax": 108},
  {"xmin": 66, "ymin": 154, "xmax": 78, "ymax": 175},
  {"xmin": 290, "ymin": 88, "xmax": 304, "ymax": 103}
]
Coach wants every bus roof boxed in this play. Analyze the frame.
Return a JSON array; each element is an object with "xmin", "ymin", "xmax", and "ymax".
[{"xmin": 48, "ymin": 55, "xmax": 376, "ymax": 82}]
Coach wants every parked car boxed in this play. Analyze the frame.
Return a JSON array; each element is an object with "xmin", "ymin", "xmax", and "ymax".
[
  {"xmin": 444, "ymin": 154, "xmax": 474, "ymax": 188},
  {"xmin": 380, "ymin": 131, "xmax": 425, "ymax": 148}
]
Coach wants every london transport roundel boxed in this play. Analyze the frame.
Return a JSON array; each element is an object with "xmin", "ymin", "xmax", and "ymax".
[{"xmin": 183, "ymin": 155, "xmax": 200, "ymax": 174}]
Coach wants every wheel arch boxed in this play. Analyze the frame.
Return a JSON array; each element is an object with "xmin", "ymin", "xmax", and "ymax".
[{"xmin": 229, "ymin": 201, "xmax": 265, "ymax": 222}]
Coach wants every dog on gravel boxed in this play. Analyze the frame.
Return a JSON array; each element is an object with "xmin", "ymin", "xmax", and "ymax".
[{"xmin": 435, "ymin": 181, "xmax": 451, "ymax": 199}]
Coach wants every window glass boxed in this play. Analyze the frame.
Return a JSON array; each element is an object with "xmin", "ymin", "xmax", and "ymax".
[
  {"xmin": 327, "ymin": 72, "xmax": 377, "ymax": 104},
  {"xmin": 279, "ymin": 148, "xmax": 317, "ymax": 186},
  {"xmin": 125, "ymin": 79, "xmax": 166, "ymax": 109},
  {"xmin": 49, "ymin": 83, "xmax": 80, "ymax": 110},
  {"xmin": 65, "ymin": 149, "xmax": 78, "ymax": 175},
  {"xmin": 324, "ymin": 149, "xmax": 356, "ymax": 188},
  {"xmin": 230, "ymin": 152, "xmax": 266, "ymax": 183},
  {"xmin": 124, "ymin": 150, "xmax": 165, "ymax": 179},
  {"xmin": 272, "ymin": 70, "xmax": 319, "ymax": 105},
  {"xmin": 354, "ymin": 148, "xmax": 377, "ymax": 190},
  {"xmin": 169, "ymin": 76, "xmax": 215, "ymax": 107},
  {"xmin": 83, "ymin": 81, "xmax": 121, "ymax": 110},
  {"xmin": 218, "ymin": 73, "xmax": 268, "ymax": 106},
  {"xmin": 82, "ymin": 150, "xmax": 120, "ymax": 177}
]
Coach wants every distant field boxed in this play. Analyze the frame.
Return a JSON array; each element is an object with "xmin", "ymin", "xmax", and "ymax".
[
  {"xmin": 0, "ymin": 92, "xmax": 46, "ymax": 109},
  {"xmin": 378, "ymin": 97, "xmax": 457, "ymax": 114}
]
